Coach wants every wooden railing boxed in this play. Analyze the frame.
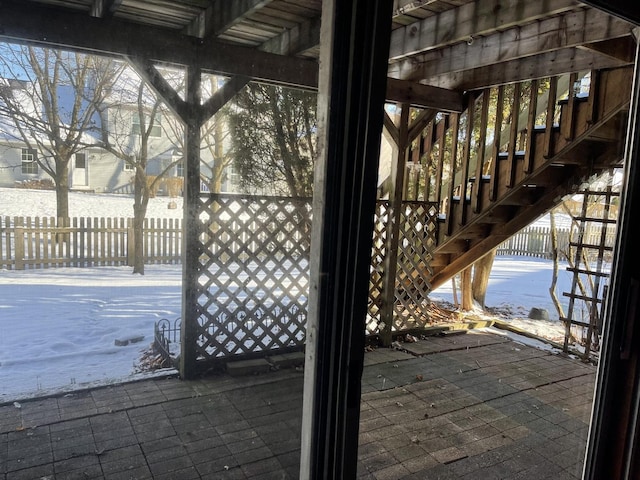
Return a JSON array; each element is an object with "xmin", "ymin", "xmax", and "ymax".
[
  {"xmin": 0, "ymin": 216, "xmax": 182, "ymax": 269},
  {"xmin": 403, "ymin": 71, "xmax": 599, "ymax": 226}
]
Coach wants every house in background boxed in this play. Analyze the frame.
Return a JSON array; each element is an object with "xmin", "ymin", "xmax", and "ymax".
[{"xmin": 0, "ymin": 66, "xmax": 231, "ymax": 195}]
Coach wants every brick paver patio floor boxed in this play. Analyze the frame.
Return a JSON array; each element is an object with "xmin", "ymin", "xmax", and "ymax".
[{"xmin": 0, "ymin": 330, "xmax": 595, "ymax": 479}]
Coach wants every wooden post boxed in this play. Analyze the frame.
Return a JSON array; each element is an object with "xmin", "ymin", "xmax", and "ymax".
[
  {"xmin": 380, "ymin": 104, "xmax": 410, "ymax": 346},
  {"xmin": 180, "ymin": 64, "xmax": 203, "ymax": 380}
]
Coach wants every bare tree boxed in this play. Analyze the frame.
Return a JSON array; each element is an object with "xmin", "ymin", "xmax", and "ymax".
[
  {"xmin": 0, "ymin": 44, "xmax": 115, "ymax": 219},
  {"xmin": 97, "ymin": 67, "xmax": 182, "ymax": 274}
]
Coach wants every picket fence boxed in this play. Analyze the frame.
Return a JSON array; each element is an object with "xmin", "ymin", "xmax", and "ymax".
[
  {"xmin": 0, "ymin": 215, "xmax": 616, "ymax": 270},
  {"xmin": 496, "ymin": 225, "xmax": 617, "ymax": 260},
  {"xmin": 0, "ymin": 216, "xmax": 182, "ymax": 270}
]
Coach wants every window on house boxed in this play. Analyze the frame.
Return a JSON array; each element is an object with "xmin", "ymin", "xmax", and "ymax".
[
  {"xmin": 21, "ymin": 148, "xmax": 38, "ymax": 174},
  {"xmin": 132, "ymin": 113, "xmax": 162, "ymax": 137},
  {"xmin": 123, "ymin": 161, "xmax": 134, "ymax": 172},
  {"xmin": 75, "ymin": 153, "xmax": 86, "ymax": 169},
  {"xmin": 228, "ymin": 165, "xmax": 241, "ymax": 188},
  {"xmin": 176, "ymin": 161, "xmax": 184, "ymax": 177}
]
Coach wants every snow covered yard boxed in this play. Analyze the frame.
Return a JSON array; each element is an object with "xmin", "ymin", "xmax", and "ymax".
[
  {"xmin": 0, "ymin": 264, "xmax": 181, "ymax": 402},
  {"xmin": 430, "ymin": 256, "xmax": 576, "ymax": 344}
]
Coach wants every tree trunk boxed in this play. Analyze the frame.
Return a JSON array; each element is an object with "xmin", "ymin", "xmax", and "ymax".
[
  {"xmin": 472, "ymin": 249, "xmax": 496, "ymax": 308},
  {"xmin": 54, "ymin": 158, "xmax": 70, "ymax": 220},
  {"xmin": 460, "ymin": 267, "xmax": 474, "ymax": 311},
  {"xmin": 549, "ymin": 211, "xmax": 566, "ymax": 318},
  {"xmin": 132, "ymin": 167, "xmax": 149, "ymax": 275},
  {"xmin": 212, "ymin": 121, "xmax": 225, "ymax": 193}
]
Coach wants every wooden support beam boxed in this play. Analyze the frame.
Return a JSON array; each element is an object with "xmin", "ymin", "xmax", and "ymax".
[
  {"xmin": 388, "ymin": 0, "xmax": 579, "ymax": 60},
  {"xmin": 90, "ymin": 0, "xmax": 123, "ymax": 18},
  {"xmin": 579, "ymin": 37, "xmax": 637, "ymax": 63},
  {"xmin": 385, "ymin": 78, "xmax": 463, "ymax": 112},
  {"xmin": 381, "ymin": 104, "xmax": 410, "ymax": 345},
  {"xmin": 0, "ymin": 0, "xmax": 319, "ymax": 89},
  {"xmin": 422, "ymin": 48, "xmax": 631, "ymax": 91},
  {"xmin": 200, "ymin": 76, "xmax": 250, "ymax": 125},
  {"xmin": 0, "ymin": 1, "xmax": 461, "ymax": 112},
  {"xmin": 383, "ymin": 111, "xmax": 400, "ymax": 146},
  {"xmin": 408, "ymin": 108, "xmax": 437, "ymax": 143},
  {"xmin": 180, "ymin": 64, "xmax": 203, "ymax": 379},
  {"xmin": 393, "ymin": 8, "xmax": 632, "ymax": 82},
  {"xmin": 431, "ymin": 179, "xmax": 580, "ymax": 290},
  {"xmin": 259, "ymin": 16, "xmax": 322, "ymax": 55},
  {"xmin": 126, "ymin": 57, "xmax": 189, "ymax": 122},
  {"xmin": 185, "ymin": 0, "xmax": 272, "ymax": 39}
]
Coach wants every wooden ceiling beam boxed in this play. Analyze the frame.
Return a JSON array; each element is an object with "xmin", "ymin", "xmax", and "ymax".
[
  {"xmin": 184, "ymin": 0, "xmax": 273, "ymax": 39},
  {"xmin": 0, "ymin": 0, "xmax": 318, "ymax": 89},
  {"xmin": 385, "ymin": 78, "xmax": 463, "ymax": 112},
  {"xmin": 259, "ymin": 16, "xmax": 321, "ymax": 55},
  {"xmin": 0, "ymin": 0, "xmax": 463, "ymax": 112},
  {"xmin": 421, "ymin": 48, "xmax": 631, "ymax": 91},
  {"xmin": 578, "ymin": 37, "xmax": 637, "ymax": 63},
  {"xmin": 388, "ymin": 0, "xmax": 580, "ymax": 60},
  {"xmin": 391, "ymin": 7, "xmax": 633, "ymax": 82},
  {"xmin": 90, "ymin": 0, "xmax": 123, "ymax": 18}
]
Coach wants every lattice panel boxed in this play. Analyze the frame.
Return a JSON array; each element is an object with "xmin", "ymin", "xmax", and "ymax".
[
  {"xmin": 393, "ymin": 202, "xmax": 438, "ymax": 331},
  {"xmin": 367, "ymin": 201, "xmax": 389, "ymax": 335},
  {"xmin": 194, "ymin": 194, "xmax": 311, "ymax": 359}
]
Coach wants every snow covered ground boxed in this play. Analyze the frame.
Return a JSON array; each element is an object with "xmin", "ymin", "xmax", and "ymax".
[
  {"xmin": 0, "ymin": 187, "xmax": 579, "ymax": 402},
  {"xmin": 430, "ymin": 257, "xmax": 574, "ymax": 344},
  {"xmin": 0, "ymin": 265, "xmax": 181, "ymax": 401}
]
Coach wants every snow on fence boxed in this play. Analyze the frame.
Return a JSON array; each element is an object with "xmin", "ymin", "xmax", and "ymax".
[{"xmin": 0, "ymin": 216, "xmax": 182, "ymax": 269}]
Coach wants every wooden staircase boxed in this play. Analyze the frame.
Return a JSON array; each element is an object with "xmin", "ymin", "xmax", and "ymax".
[{"xmin": 387, "ymin": 67, "xmax": 633, "ymax": 292}]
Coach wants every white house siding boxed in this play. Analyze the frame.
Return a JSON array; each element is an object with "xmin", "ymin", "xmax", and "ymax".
[{"xmin": 0, "ymin": 143, "xmax": 53, "ymax": 187}]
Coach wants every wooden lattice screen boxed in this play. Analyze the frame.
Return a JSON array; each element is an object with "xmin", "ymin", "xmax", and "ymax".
[
  {"xmin": 392, "ymin": 201, "xmax": 438, "ymax": 330},
  {"xmin": 190, "ymin": 194, "xmax": 439, "ymax": 362},
  {"xmin": 367, "ymin": 201, "xmax": 389, "ymax": 334},
  {"xmin": 194, "ymin": 194, "xmax": 312, "ymax": 360},
  {"xmin": 368, "ymin": 200, "xmax": 439, "ymax": 335}
]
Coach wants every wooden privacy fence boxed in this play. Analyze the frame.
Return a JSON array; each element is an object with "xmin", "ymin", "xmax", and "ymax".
[{"xmin": 0, "ymin": 216, "xmax": 182, "ymax": 269}]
